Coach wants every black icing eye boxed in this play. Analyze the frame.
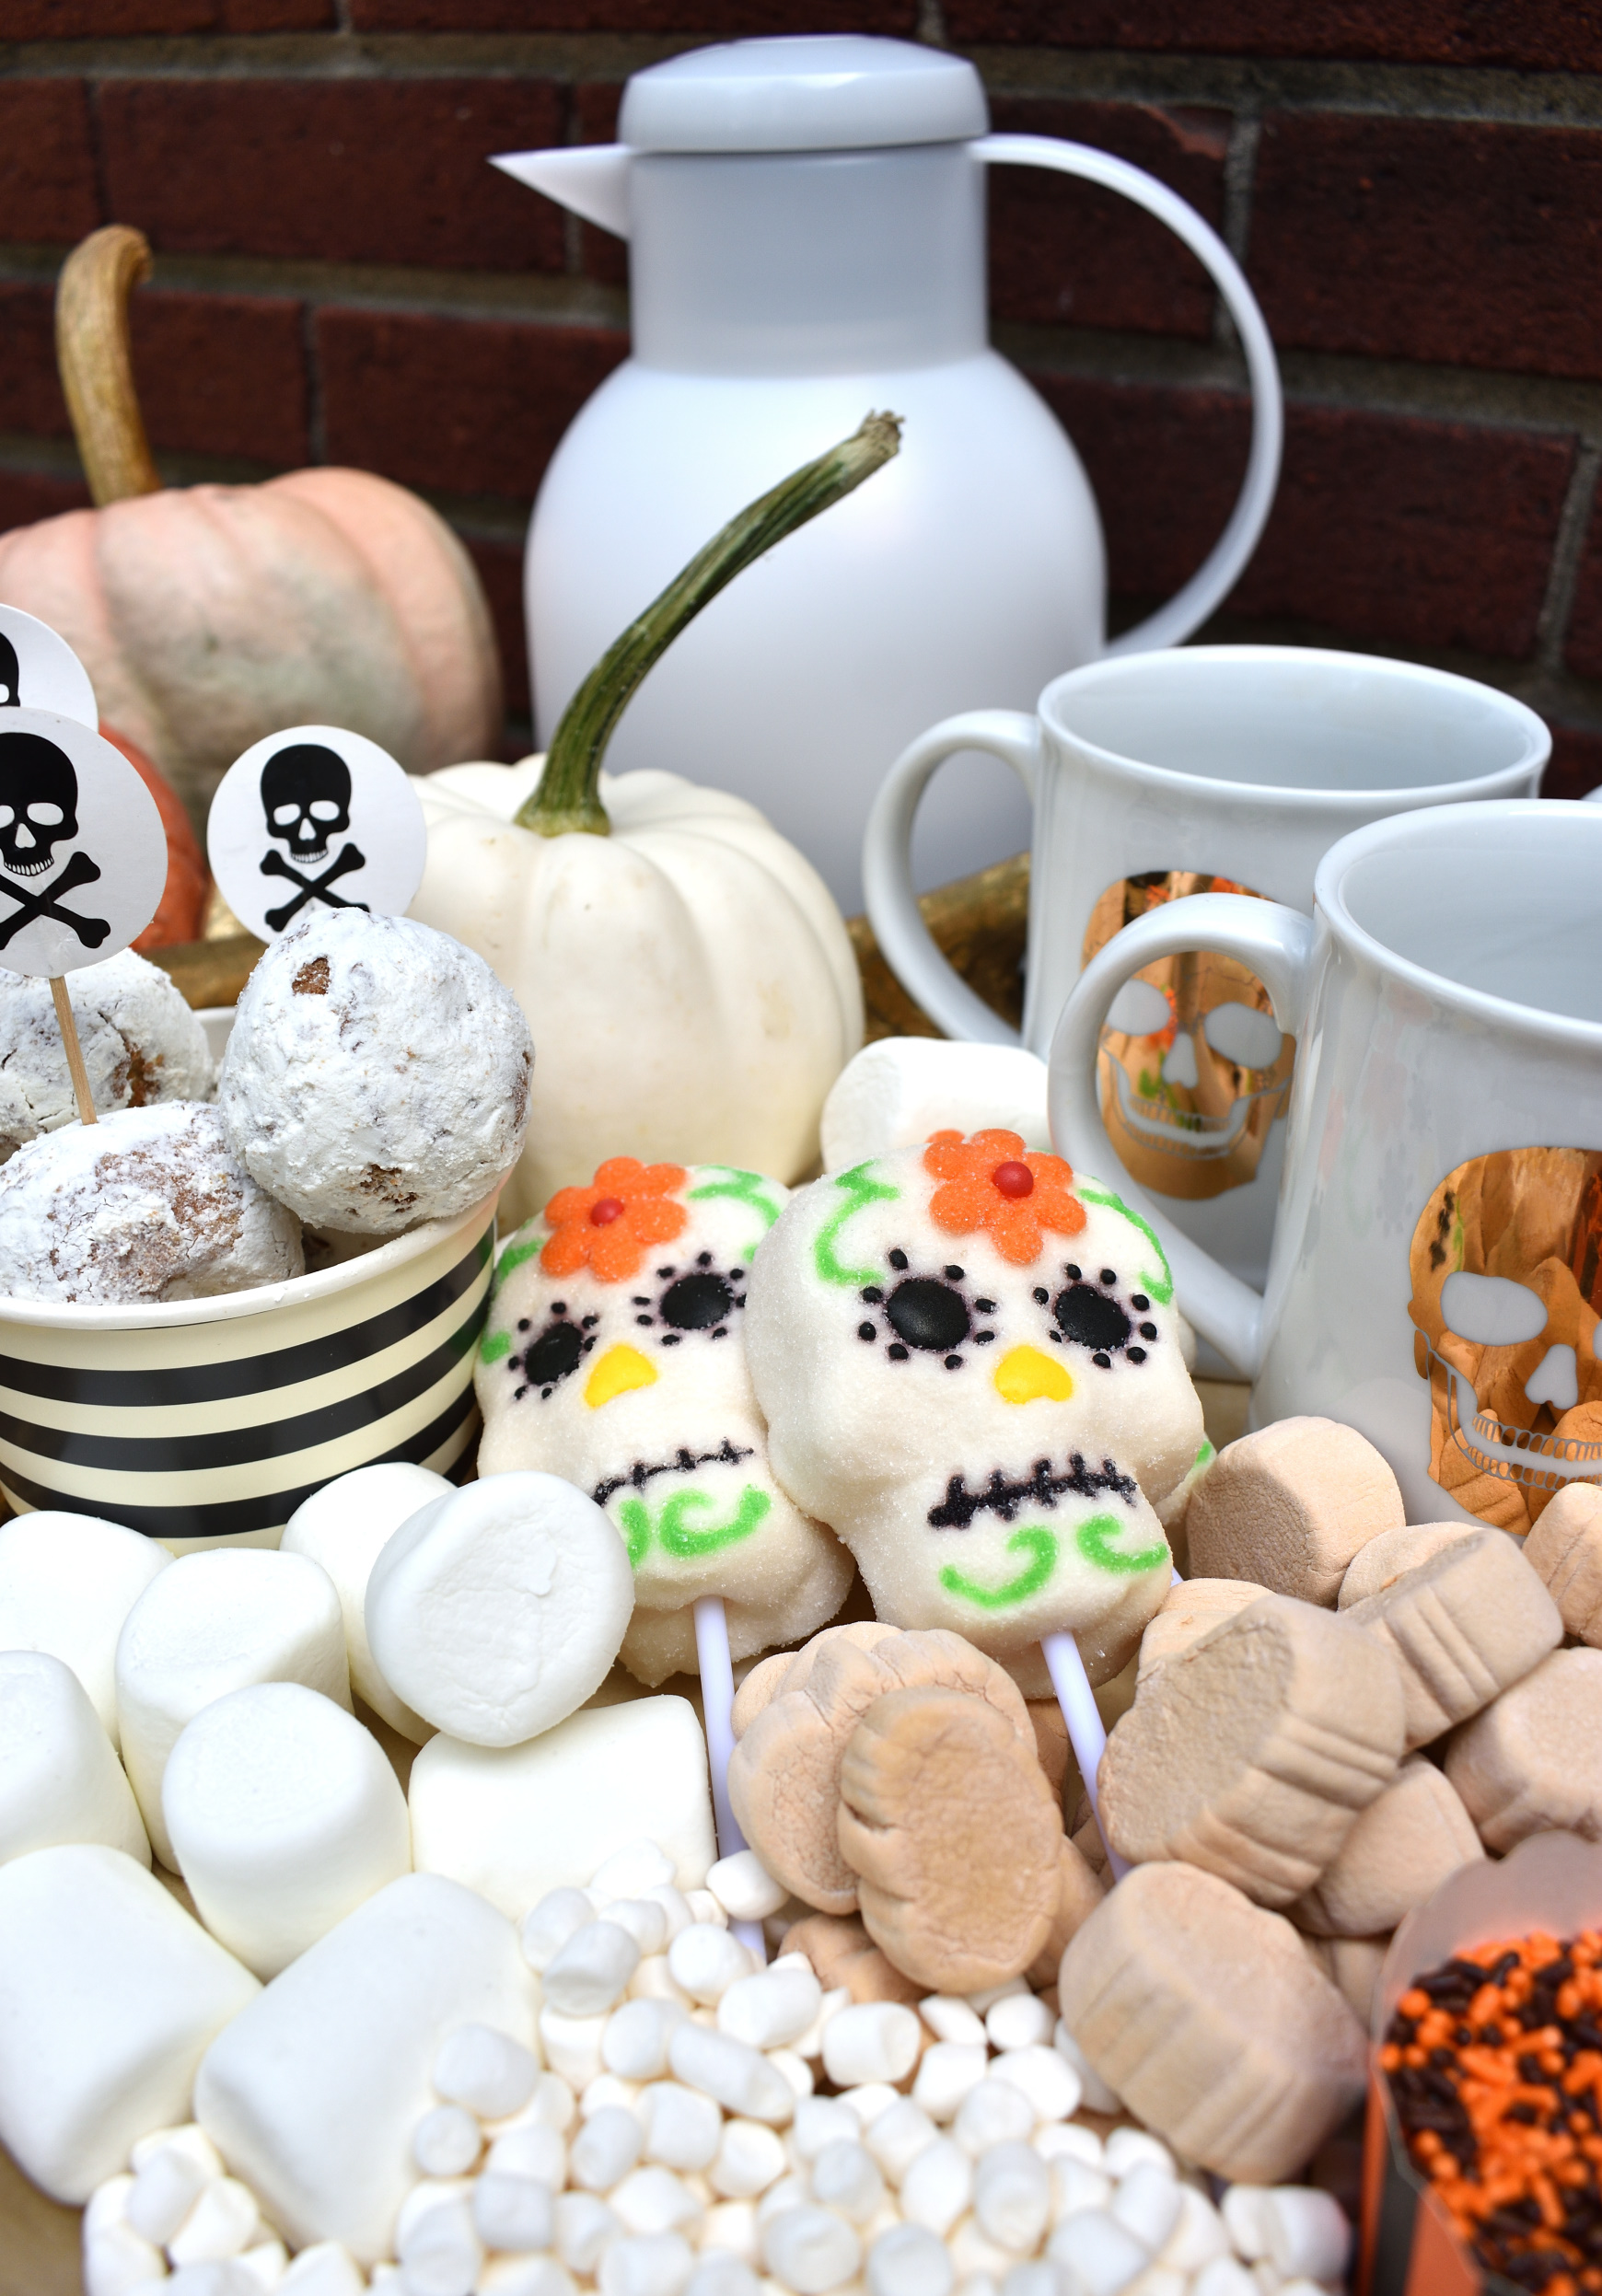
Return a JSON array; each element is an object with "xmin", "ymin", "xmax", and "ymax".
[
  {"xmin": 885, "ymin": 1277, "xmax": 971, "ymax": 1353},
  {"xmin": 518, "ymin": 1317, "xmax": 586, "ymax": 1395},
  {"xmin": 1054, "ymin": 1283, "xmax": 1132, "ymax": 1353},
  {"xmin": 660, "ymin": 1272, "xmax": 734, "ymax": 1329}
]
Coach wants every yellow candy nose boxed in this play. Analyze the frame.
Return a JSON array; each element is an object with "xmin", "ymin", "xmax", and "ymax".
[
  {"xmin": 585, "ymin": 1343, "xmax": 658, "ymax": 1409},
  {"xmin": 993, "ymin": 1345, "xmax": 1074, "ymax": 1406}
]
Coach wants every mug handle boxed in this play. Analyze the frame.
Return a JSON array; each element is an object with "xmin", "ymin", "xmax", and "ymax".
[
  {"xmin": 861, "ymin": 707, "xmax": 1042, "ymax": 1045},
  {"xmin": 1046, "ymin": 890, "xmax": 1318, "ymax": 1378},
  {"xmin": 973, "ymin": 134, "xmax": 1284, "ymax": 655}
]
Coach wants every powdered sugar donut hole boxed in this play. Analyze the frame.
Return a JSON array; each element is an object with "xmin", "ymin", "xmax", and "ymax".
[
  {"xmin": 218, "ymin": 910, "xmax": 534, "ymax": 1235},
  {"xmin": 0, "ymin": 950, "xmax": 214, "ymax": 1162},
  {"xmin": 0, "ymin": 1102, "xmax": 304, "ymax": 1305}
]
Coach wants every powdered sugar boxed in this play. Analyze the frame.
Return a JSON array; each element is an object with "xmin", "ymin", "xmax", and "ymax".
[
  {"xmin": 0, "ymin": 1102, "xmax": 303, "ymax": 1304},
  {"xmin": 0, "ymin": 950, "xmax": 214, "ymax": 1162},
  {"xmin": 218, "ymin": 911, "xmax": 534, "ymax": 1235}
]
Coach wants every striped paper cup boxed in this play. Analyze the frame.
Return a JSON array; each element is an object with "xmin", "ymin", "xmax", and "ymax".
[{"xmin": 0, "ymin": 1188, "xmax": 498, "ymax": 1547}]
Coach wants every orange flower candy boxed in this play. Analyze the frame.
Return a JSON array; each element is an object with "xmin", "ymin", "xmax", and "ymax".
[
  {"xmin": 540, "ymin": 1156, "xmax": 689, "ymax": 1284},
  {"xmin": 923, "ymin": 1128, "xmax": 1087, "ymax": 1265}
]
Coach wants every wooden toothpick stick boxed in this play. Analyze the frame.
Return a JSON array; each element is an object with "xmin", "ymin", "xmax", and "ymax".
[{"xmin": 50, "ymin": 976, "xmax": 97, "ymax": 1127}]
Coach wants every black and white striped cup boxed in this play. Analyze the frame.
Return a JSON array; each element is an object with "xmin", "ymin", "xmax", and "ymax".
[{"xmin": 0, "ymin": 1189, "xmax": 497, "ymax": 1546}]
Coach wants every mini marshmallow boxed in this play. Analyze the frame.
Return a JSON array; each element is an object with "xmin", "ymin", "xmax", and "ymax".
[
  {"xmin": 84, "ymin": 2221, "xmax": 168, "ymax": 2296},
  {"xmin": 865, "ymin": 2223, "xmax": 954, "ymax": 2296},
  {"xmin": 911, "ymin": 2046, "xmax": 989, "ymax": 2124},
  {"xmin": 410, "ymin": 1699, "xmax": 714, "ymax": 1922},
  {"xmin": 1221, "ymin": 2188, "xmax": 1349, "ymax": 2283},
  {"xmin": 0, "ymin": 1510, "xmax": 169, "ymax": 1745},
  {"xmin": 162, "ymin": 1682, "xmax": 411, "ymax": 1977},
  {"xmin": 0, "ymin": 1649, "xmax": 149, "ymax": 1867},
  {"xmin": 556, "ymin": 2191, "xmax": 622, "ymax": 2274},
  {"xmin": 706, "ymin": 1854, "xmax": 788, "ymax": 1925},
  {"xmin": 609, "ymin": 1901, "xmax": 671, "ymax": 1958},
  {"xmin": 972, "ymin": 2144, "xmax": 1050, "ymax": 2255},
  {"xmin": 1336, "ymin": 1521, "xmax": 1477, "ymax": 1610},
  {"xmin": 523, "ymin": 1890, "xmax": 597, "ymax": 1973},
  {"xmin": 700, "ymin": 2199, "xmax": 760, "ymax": 2264},
  {"xmin": 280, "ymin": 2244, "xmax": 367, "ymax": 2296},
  {"xmin": 398, "ymin": 2191, "xmax": 482, "ymax": 2296},
  {"xmin": 0, "ymin": 1844, "xmax": 259, "ymax": 2201},
  {"xmin": 127, "ymin": 2141, "xmax": 212, "ymax": 2243},
  {"xmin": 920, "ymin": 2000, "xmax": 989, "ymax": 2050},
  {"xmin": 711, "ymin": 2121, "xmax": 788, "ymax": 2199},
  {"xmin": 640, "ymin": 2083, "xmax": 723, "ymax": 2174},
  {"xmin": 810, "ymin": 2138, "xmax": 885, "ymax": 2225},
  {"xmin": 670, "ymin": 1927, "xmax": 754, "ymax": 2008},
  {"xmin": 900, "ymin": 2142, "xmax": 971, "ymax": 2237},
  {"xmin": 116, "ymin": 1548, "xmax": 350, "ymax": 1868},
  {"xmin": 414, "ymin": 2105, "xmax": 482, "ymax": 2178},
  {"xmin": 282, "ymin": 1463, "xmax": 451, "ymax": 1739},
  {"xmin": 760, "ymin": 2205, "xmax": 861, "ymax": 2294},
  {"xmin": 598, "ymin": 2232, "xmax": 695, "ymax": 2296},
  {"xmin": 865, "ymin": 2102, "xmax": 940, "ymax": 2187},
  {"xmin": 546, "ymin": 1924, "xmax": 644, "ymax": 2017},
  {"xmin": 573, "ymin": 2107, "xmax": 644, "ymax": 2193},
  {"xmin": 1184, "ymin": 1419, "xmax": 1405, "ymax": 1604},
  {"xmin": 1051, "ymin": 2027, "xmax": 1118, "ymax": 2117},
  {"xmin": 1109, "ymin": 2163, "xmax": 1180, "ymax": 2255},
  {"xmin": 718, "ymin": 1967, "xmax": 823, "ymax": 2054},
  {"xmin": 583, "ymin": 2073, "xmax": 643, "ymax": 2117},
  {"xmin": 821, "ymin": 2004, "xmax": 921, "ymax": 2090},
  {"xmin": 954, "ymin": 2083, "xmax": 1035, "ymax": 2158},
  {"xmin": 1446, "ymin": 1647, "xmax": 1602, "ymax": 1849},
  {"xmin": 1101, "ymin": 2130, "xmax": 1175, "ymax": 2181},
  {"xmin": 984, "ymin": 1997, "xmax": 1053, "ymax": 2053},
  {"xmin": 668, "ymin": 2026, "xmax": 795, "ymax": 2127},
  {"xmin": 366, "ymin": 1474, "xmax": 633, "ymax": 1747},
  {"xmin": 194, "ymin": 1873, "xmax": 537, "ymax": 2261},
  {"xmin": 540, "ymin": 2008, "xmax": 609, "ymax": 2090},
  {"xmin": 592, "ymin": 1843, "xmax": 679, "ymax": 1903},
  {"xmin": 818, "ymin": 1041, "xmax": 1051, "ymax": 1177},
  {"xmin": 1045, "ymin": 2211, "xmax": 1148, "ymax": 2294},
  {"xmin": 475, "ymin": 2172, "xmax": 557, "ymax": 2255},
  {"xmin": 487, "ymin": 2122, "xmax": 568, "ymax": 2186},
  {"xmin": 610, "ymin": 2166, "xmax": 702, "ymax": 2238},
  {"xmin": 606, "ymin": 1999, "xmax": 691, "ymax": 2083},
  {"xmin": 167, "ymin": 2176, "xmax": 261, "ymax": 2266},
  {"xmin": 989, "ymin": 2048, "xmax": 1079, "ymax": 2126}
]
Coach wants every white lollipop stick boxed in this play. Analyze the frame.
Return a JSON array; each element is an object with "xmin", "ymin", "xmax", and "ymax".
[
  {"xmin": 692, "ymin": 1594, "xmax": 766, "ymax": 1961},
  {"xmin": 1041, "ymin": 1630, "xmax": 1130, "ymax": 1883}
]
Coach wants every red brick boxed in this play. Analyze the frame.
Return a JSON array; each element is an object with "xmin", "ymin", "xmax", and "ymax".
[
  {"xmin": 98, "ymin": 80, "xmax": 565, "ymax": 273},
  {"xmin": 0, "ymin": 284, "xmax": 308, "ymax": 468},
  {"xmin": 351, "ymin": 0, "xmax": 911, "ymax": 29},
  {"xmin": 1544, "ymin": 727, "xmax": 1602, "ymax": 802},
  {"xmin": 0, "ymin": 0, "xmax": 331, "ymax": 28},
  {"xmin": 1249, "ymin": 116, "xmax": 1602, "ymax": 382},
  {"xmin": 987, "ymin": 99, "xmax": 1226, "ymax": 340},
  {"xmin": 1564, "ymin": 496, "xmax": 1602, "ymax": 680},
  {"xmin": 941, "ymin": 1, "xmax": 1602, "ymax": 70},
  {"xmin": 0, "ymin": 84, "xmax": 101, "ymax": 248},
  {"xmin": 0, "ymin": 470, "xmax": 91, "ymax": 539},
  {"xmin": 317, "ymin": 307, "xmax": 627, "ymax": 501},
  {"xmin": 463, "ymin": 535, "xmax": 530, "ymax": 722},
  {"xmin": 1034, "ymin": 377, "xmax": 1573, "ymax": 659}
]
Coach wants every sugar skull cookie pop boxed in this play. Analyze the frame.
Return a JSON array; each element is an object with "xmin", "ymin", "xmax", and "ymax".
[{"xmin": 474, "ymin": 1156, "xmax": 853, "ymax": 1687}]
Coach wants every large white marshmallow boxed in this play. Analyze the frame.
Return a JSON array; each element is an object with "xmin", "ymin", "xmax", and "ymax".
[
  {"xmin": 0, "ymin": 1844, "xmax": 259, "ymax": 2201},
  {"xmin": 365, "ymin": 1473, "xmax": 633, "ymax": 1747},
  {"xmin": 281, "ymin": 1464, "xmax": 449, "ymax": 1740},
  {"xmin": 0, "ymin": 1511, "xmax": 169, "ymax": 1746},
  {"xmin": 116, "ymin": 1548, "xmax": 351, "ymax": 1870},
  {"xmin": 0, "ymin": 1650, "xmax": 149, "ymax": 1868},
  {"xmin": 819, "ymin": 1039, "xmax": 1051, "ymax": 1176},
  {"xmin": 194, "ymin": 1872, "xmax": 537, "ymax": 2261},
  {"xmin": 163, "ymin": 1683, "xmax": 412, "ymax": 1977},
  {"xmin": 409, "ymin": 1697, "xmax": 715, "ymax": 1921}
]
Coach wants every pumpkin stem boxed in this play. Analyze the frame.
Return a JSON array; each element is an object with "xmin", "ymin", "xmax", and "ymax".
[
  {"xmin": 518, "ymin": 411, "xmax": 903, "ymax": 838},
  {"xmin": 56, "ymin": 225, "xmax": 163, "ymax": 507}
]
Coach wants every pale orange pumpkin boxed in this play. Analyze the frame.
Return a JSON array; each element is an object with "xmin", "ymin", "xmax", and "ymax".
[{"xmin": 0, "ymin": 228, "xmax": 502, "ymax": 830}]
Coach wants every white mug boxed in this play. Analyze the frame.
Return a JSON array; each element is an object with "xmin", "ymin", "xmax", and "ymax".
[
  {"xmin": 1049, "ymin": 799, "xmax": 1602, "ymax": 1531},
  {"xmin": 863, "ymin": 645, "xmax": 1550, "ymax": 1292}
]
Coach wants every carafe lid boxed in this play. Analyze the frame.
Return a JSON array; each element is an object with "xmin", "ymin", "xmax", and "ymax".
[{"xmin": 617, "ymin": 35, "xmax": 989, "ymax": 154}]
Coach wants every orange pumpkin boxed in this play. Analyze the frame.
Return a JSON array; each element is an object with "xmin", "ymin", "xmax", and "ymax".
[
  {"xmin": 0, "ymin": 228, "xmax": 502, "ymax": 832},
  {"xmin": 99, "ymin": 724, "xmax": 208, "ymax": 950}
]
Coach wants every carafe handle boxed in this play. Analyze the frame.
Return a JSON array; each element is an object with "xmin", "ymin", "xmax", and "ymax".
[{"xmin": 973, "ymin": 134, "xmax": 1283, "ymax": 653}]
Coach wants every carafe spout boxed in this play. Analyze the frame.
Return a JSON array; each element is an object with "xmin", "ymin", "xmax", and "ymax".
[{"xmin": 491, "ymin": 145, "xmax": 632, "ymax": 239}]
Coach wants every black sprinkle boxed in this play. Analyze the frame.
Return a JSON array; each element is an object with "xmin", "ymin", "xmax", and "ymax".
[
  {"xmin": 944, "ymin": 1355, "xmax": 963, "ymax": 1370},
  {"xmin": 1131, "ymin": 1293, "xmax": 1149, "ymax": 1311},
  {"xmin": 1092, "ymin": 1352, "xmax": 1111, "ymax": 1369},
  {"xmin": 858, "ymin": 1324, "xmax": 876, "ymax": 1341},
  {"xmin": 888, "ymin": 1343, "xmax": 909, "ymax": 1361},
  {"xmin": 888, "ymin": 1249, "xmax": 909, "ymax": 1270}
]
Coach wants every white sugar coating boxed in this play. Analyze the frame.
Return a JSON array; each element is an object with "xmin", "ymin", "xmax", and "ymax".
[
  {"xmin": 0, "ymin": 949, "xmax": 215, "ymax": 1162},
  {"xmin": 218, "ymin": 909, "xmax": 533, "ymax": 1235},
  {"xmin": 0, "ymin": 1102, "xmax": 303, "ymax": 1304}
]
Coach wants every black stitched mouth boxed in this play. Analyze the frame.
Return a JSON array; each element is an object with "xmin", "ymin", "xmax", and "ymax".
[
  {"xmin": 593, "ymin": 1438, "xmax": 755, "ymax": 1507},
  {"xmin": 927, "ymin": 1453, "xmax": 1139, "ymax": 1531}
]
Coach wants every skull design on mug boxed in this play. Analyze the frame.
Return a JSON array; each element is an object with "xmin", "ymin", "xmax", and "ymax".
[
  {"xmin": 1408, "ymin": 1148, "xmax": 1602, "ymax": 1535},
  {"xmin": 474, "ymin": 1157, "xmax": 853, "ymax": 1685},
  {"xmin": 745, "ymin": 1131, "xmax": 1205, "ymax": 1691}
]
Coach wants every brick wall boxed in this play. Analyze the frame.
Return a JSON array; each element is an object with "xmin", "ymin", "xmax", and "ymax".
[{"xmin": 4, "ymin": 3, "xmax": 1602, "ymax": 797}]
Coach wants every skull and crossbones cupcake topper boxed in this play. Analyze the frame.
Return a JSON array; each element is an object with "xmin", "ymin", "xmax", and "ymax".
[
  {"xmin": 206, "ymin": 725, "xmax": 427, "ymax": 942},
  {"xmin": 0, "ymin": 604, "xmax": 99, "ymax": 729}
]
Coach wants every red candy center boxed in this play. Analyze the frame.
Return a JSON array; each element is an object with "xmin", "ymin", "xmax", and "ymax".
[
  {"xmin": 589, "ymin": 1197, "xmax": 626, "ymax": 1225},
  {"xmin": 993, "ymin": 1161, "xmax": 1035, "ymax": 1200}
]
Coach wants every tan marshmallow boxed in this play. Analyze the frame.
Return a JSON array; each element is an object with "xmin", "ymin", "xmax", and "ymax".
[
  {"xmin": 1057, "ymin": 1859, "xmax": 1368, "ymax": 2183},
  {"xmin": 778, "ymin": 1911, "xmax": 923, "ymax": 2007},
  {"xmin": 728, "ymin": 1627, "xmax": 1035, "ymax": 1913},
  {"xmin": 1328, "ymin": 1934, "xmax": 1390, "ymax": 2031},
  {"xmin": 1027, "ymin": 1838, "xmax": 1109, "ymax": 1989},
  {"xmin": 1292, "ymin": 1757, "xmax": 1482, "ymax": 1935},
  {"xmin": 1345, "ymin": 1528, "xmax": 1562, "ymax": 1748},
  {"xmin": 1338, "ymin": 1521, "xmax": 1480, "ymax": 1609},
  {"xmin": 1099, "ymin": 1594, "xmax": 1405, "ymax": 1906},
  {"xmin": 1185, "ymin": 1417, "xmax": 1405, "ymax": 1604},
  {"xmin": 1137, "ymin": 1578, "xmax": 1272, "ymax": 1684},
  {"xmin": 1445, "ymin": 1648, "xmax": 1602, "ymax": 1850},
  {"xmin": 1523, "ymin": 1484, "xmax": 1602, "ymax": 1645},
  {"xmin": 838, "ymin": 1686, "xmax": 1067, "ymax": 1991},
  {"xmin": 1026, "ymin": 1699, "xmax": 1070, "ymax": 1796}
]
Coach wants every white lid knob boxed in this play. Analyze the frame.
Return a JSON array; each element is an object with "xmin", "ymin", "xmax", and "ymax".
[{"xmin": 617, "ymin": 35, "xmax": 988, "ymax": 154}]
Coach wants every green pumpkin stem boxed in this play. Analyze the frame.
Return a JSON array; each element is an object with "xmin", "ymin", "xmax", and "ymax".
[{"xmin": 517, "ymin": 411, "xmax": 903, "ymax": 839}]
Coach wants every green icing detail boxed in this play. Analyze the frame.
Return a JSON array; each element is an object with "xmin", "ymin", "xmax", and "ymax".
[
  {"xmin": 940, "ymin": 1527, "xmax": 1058, "ymax": 1611},
  {"xmin": 659, "ymin": 1485, "xmax": 771, "ymax": 1558},
  {"xmin": 617, "ymin": 1500, "xmax": 652, "ymax": 1570},
  {"xmin": 1076, "ymin": 1511, "xmax": 1169, "ymax": 1577},
  {"xmin": 687, "ymin": 1167, "xmax": 784, "ymax": 1261},
  {"xmin": 479, "ymin": 1328, "xmax": 512, "ymax": 1364},
  {"xmin": 493, "ymin": 1231, "xmax": 546, "ymax": 1288},
  {"xmin": 1195, "ymin": 1439, "xmax": 1215, "ymax": 1468},
  {"xmin": 1075, "ymin": 1181, "xmax": 1173, "ymax": 1306},
  {"xmin": 814, "ymin": 1164, "xmax": 900, "ymax": 1288}
]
